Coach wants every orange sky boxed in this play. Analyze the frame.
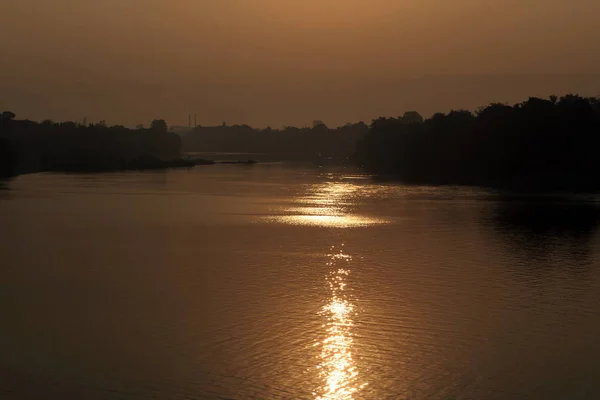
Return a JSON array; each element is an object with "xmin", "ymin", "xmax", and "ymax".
[{"xmin": 1, "ymin": 0, "xmax": 599, "ymax": 127}]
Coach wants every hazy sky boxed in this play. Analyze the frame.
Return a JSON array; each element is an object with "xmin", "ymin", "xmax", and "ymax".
[{"xmin": 1, "ymin": 0, "xmax": 599, "ymax": 127}]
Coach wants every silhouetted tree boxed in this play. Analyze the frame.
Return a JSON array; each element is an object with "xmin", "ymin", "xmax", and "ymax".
[
  {"xmin": 182, "ymin": 120, "xmax": 369, "ymax": 161},
  {"xmin": 0, "ymin": 138, "xmax": 15, "ymax": 178},
  {"xmin": 150, "ymin": 119, "xmax": 168, "ymax": 133},
  {"xmin": 0, "ymin": 116, "xmax": 182, "ymax": 174},
  {"xmin": 1, "ymin": 111, "xmax": 16, "ymax": 121},
  {"xmin": 402, "ymin": 111, "xmax": 424, "ymax": 124},
  {"xmin": 0, "ymin": 111, "xmax": 16, "ymax": 137},
  {"xmin": 355, "ymin": 94, "xmax": 600, "ymax": 192}
]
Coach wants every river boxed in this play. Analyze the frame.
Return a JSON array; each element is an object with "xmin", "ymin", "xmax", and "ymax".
[{"xmin": 1, "ymin": 164, "xmax": 600, "ymax": 399}]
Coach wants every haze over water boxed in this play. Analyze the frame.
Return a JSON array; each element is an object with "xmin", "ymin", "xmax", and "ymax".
[{"xmin": 2, "ymin": 164, "xmax": 600, "ymax": 399}]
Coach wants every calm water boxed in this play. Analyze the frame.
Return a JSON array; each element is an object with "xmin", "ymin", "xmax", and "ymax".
[{"xmin": 2, "ymin": 164, "xmax": 600, "ymax": 399}]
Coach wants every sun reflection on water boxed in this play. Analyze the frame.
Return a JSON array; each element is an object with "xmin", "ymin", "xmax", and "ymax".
[
  {"xmin": 314, "ymin": 248, "xmax": 367, "ymax": 399},
  {"xmin": 266, "ymin": 180, "xmax": 387, "ymax": 228}
]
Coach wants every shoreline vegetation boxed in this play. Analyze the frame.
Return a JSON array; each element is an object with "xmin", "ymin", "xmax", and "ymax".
[
  {"xmin": 354, "ymin": 94, "xmax": 600, "ymax": 192},
  {"xmin": 3, "ymin": 94, "xmax": 600, "ymax": 192},
  {"xmin": 0, "ymin": 116, "xmax": 258, "ymax": 177},
  {"xmin": 181, "ymin": 121, "xmax": 367, "ymax": 162}
]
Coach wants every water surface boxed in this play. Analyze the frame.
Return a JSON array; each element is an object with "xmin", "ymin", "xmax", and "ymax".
[{"xmin": 2, "ymin": 164, "xmax": 600, "ymax": 399}]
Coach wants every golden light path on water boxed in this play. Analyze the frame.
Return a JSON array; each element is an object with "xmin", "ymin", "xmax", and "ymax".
[
  {"xmin": 314, "ymin": 248, "xmax": 367, "ymax": 399},
  {"xmin": 267, "ymin": 180, "xmax": 387, "ymax": 228}
]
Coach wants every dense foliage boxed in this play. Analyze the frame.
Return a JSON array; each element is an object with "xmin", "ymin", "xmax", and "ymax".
[
  {"xmin": 182, "ymin": 122, "xmax": 368, "ymax": 161},
  {"xmin": 0, "ymin": 114, "xmax": 181, "ymax": 174},
  {"xmin": 354, "ymin": 95, "xmax": 600, "ymax": 191},
  {"xmin": 0, "ymin": 138, "xmax": 15, "ymax": 178}
]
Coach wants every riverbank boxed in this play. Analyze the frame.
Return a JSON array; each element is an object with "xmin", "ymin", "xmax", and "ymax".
[
  {"xmin": 2, "ymin": 156, "xmax": 260, "ymax": 176},
  {"xmin": 354, "ymin": 94, "xmax": 600, "ymax": 193}
]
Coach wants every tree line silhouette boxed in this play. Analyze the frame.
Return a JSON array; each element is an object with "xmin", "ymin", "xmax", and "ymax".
[
  {"xmin": 3, "ymin": 94, "xmax": 600, "ymax": 192},
  {"xmin": 0, "ymin": 113, "xmax": 181, "ymax": 175},
  {"xmin": 354, "ymin": 95, "xmax": 600, "ymax": 192},
  {"xmin": 182, "ymin": 121, "xmax": 368, "ymax": 161},
  {"xmin": 0, "ymin": 114, "xmax": 369, "ymax": 177}
]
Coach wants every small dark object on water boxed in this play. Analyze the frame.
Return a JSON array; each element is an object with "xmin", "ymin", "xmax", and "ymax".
[
  {"xmin": 217, "ymin": 160, "xmax": 258, "ymax": 165},
  {"xmin": 187, "ymin": 159, "xmax": 216, "ymax": 166}
]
